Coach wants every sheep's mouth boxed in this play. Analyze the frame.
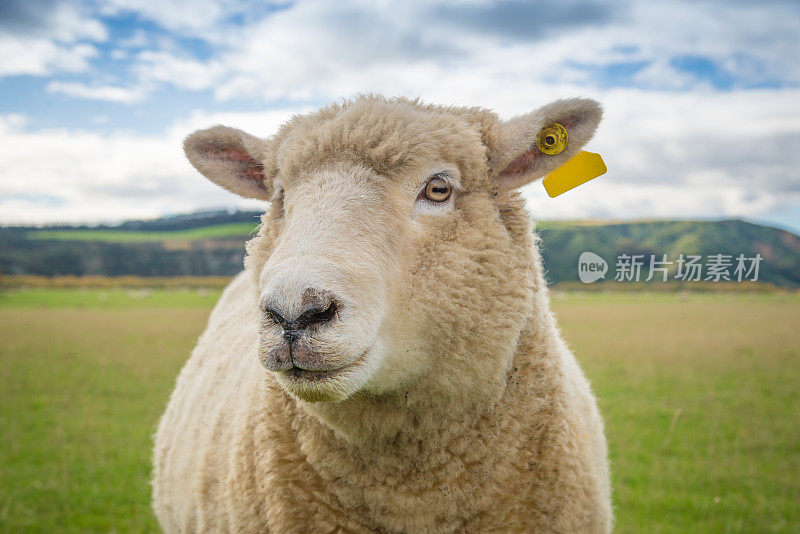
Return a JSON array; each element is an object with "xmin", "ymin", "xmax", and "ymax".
[
  {"xmin": 282, "ymin": 365, "xmax": 346, "ymax": 382},
  {"xmin": 280, "ymin": 349, "xmax": 367, "ymax": 382},
  {"xmin": 273, "ymin": 347, "xmax": 375, "ymax": 402}
]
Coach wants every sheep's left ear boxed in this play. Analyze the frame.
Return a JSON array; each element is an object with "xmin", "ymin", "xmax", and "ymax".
[
  {"xmin": 184, "ymin": 125, "xmax": 275, "ymax": 200},
  {"xmin": 488, "ymin": 98, "xmax": 602, "ymax": 193}
]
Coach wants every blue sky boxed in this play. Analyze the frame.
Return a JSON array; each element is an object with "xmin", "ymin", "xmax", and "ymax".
[{"xmin": 1, "ymin": 0, "xmax": 799, "ymax": 232}]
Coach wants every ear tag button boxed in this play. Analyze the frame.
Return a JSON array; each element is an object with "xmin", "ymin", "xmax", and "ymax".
[
  {"xmin": 537, "ymin": 123, "xmax": 568, "ymax": 155},
  {"xmin": 543, "ymin": 151, "xmax": 607, "ymax": 197}
]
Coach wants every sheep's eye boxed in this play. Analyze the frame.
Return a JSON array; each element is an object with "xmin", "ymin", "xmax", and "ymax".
[{"xmin": 424, "ymin": 177, "xmax": 452, "ymax": 202}]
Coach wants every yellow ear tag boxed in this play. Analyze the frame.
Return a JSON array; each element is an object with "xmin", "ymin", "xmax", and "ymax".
[
  {"xmin": 537, "ymin": 123, "xmax": 568, "ymax": 155},
  {"xmin": 542, "ymin": 151, "xmax": 607, "ymax": 197}
]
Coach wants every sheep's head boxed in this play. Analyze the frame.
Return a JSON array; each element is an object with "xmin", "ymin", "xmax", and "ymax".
[{"xmin": 185, "ymin": 96, "xmax": 601, "ymax": 405}]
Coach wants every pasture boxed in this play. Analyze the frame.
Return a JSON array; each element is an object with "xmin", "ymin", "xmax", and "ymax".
[
  {"xmin": 0, "ymin": 288, "xmax": 798, "ymax": 532},
  {"xmin": 31, "ymin": 222, "xmax": 259, "ymax": 243}
]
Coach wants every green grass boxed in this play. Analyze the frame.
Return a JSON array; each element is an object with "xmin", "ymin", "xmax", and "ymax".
[
  {"xmin": 0, "ymin": 294, "xmax": 213, "ymax": 532},
  {"xmin": 31, "ymin": 222, "xmax": 259, "ymax": 242},
  {"xmin": 1, "ymin": 290, "xmax": 798, "ymax": 532},
  {"xmin": 554, "ymin": 291, "xmax": 800, "ymax": 533},
  {"xmin": 0, "ymin": 288, "xmax": 223, "ymax": 309}
]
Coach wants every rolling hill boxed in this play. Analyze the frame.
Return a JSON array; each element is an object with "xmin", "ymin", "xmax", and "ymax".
[{"xmin": 2, "ymin": 210, "xmax": 799, "ymax": 288}]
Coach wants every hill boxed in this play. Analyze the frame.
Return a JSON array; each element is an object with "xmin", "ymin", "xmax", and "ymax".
[
  {"xmin": 2, "ymin": 211, "xmax": 799, "ymax": 288},
  {"xmin": 537, "ymin": 219, "xmax": 800, "ymax": 287}
]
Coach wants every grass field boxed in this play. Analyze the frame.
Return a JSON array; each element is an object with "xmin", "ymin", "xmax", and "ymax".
[
  {"xmin": 31, "ymin": 222, "xmax": 259, "ymax": 242},
  {"xmin": 1, "ymin": 289, "xmax": 798, "ymax": 532}
]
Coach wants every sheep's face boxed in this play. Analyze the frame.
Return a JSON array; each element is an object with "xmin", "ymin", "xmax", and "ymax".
[
  {"xmin": 184, "ymin": 96, "xmax": 601, "ymax": 404},
  {"xmin": 250, "ymin": 162, "xmax": 409, "ymax": 402}
]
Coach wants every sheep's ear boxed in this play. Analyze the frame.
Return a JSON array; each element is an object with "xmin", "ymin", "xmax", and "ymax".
[
  {"xmin": 489, "ymin": 98, "xmax": 602, "ymax": 193},
  {"xmin": 184, "ymin": 125, "xmax": 274, "ymax": 200}
]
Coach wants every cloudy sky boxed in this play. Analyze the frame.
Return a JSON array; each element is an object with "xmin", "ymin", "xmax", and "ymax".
[{"xmin": 1, "ymin": 0, "xmax": 798, "ymax": 232}]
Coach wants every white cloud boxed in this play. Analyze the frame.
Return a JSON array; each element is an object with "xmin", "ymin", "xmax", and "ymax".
[
  {"xmin": 172, "ymin": 108, "xmax": 313, "ymax": 138},
  {"xmin": 42, "ymin": 3, "xmax": 106, "ymax": 42},
  {"xmin": 0, "ymin": 36, "xmax": 98, "ymax": 77},
  {"xmin": 117, "ymin": 0, "xmax": 800, "ymax": 102},
  {"xmin": 46, "ymin": 81, "xmax": 147, "ymax": 103},
  {"xmin": 0, "ymin": 0, "xmax": 106, "ymax": 77},
  {"xmin": 133, "ymin": 50, "xmax": 225, "ymax": 91},
  {"xmin": 97, "ymin": 0, "xmax": 265, "ymax": 42},
  {"xmin": 100, "ymin": 0, "xmax": 224, "ymax": 33},
  {"xmin": 1, "ymin": 87, "xmax": 798, "ymax": 227},
  {"xmin": 0, "ymin": 108, "xmax": 304, "ymax": 225},
  {"xmin": 117, "ymin": 29, "xmax": 150, "ymax": 49},
  {"xmin": 0, "ymin": 0, "xmax": 106, "ymax": 42}
]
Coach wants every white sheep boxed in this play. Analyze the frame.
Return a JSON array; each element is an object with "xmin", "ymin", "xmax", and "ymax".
[{"xmin": 153, "ymin": 95, "xmax": 612, "ymax": 533}]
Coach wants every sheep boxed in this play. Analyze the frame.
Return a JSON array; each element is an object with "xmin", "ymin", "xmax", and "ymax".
[{"xmin": 152, "ymin": 95, "xmax": 612, "ymax": 533}]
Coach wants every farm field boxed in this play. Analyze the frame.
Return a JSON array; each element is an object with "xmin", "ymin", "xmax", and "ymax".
[
  {"xmin": 0, "ymin": 288, "xmax": 798, "ymax": 532},
  {"xmin": 31, "ymin": 222, "xmax": 259, "ymax": 242}
]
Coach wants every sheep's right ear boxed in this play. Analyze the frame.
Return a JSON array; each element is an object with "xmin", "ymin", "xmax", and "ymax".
[
  {"xmin": 488, "ymin": 98, "xmax": 602, "ymax": 194},
  {"xmin": 184, "ymin": 125, "xmax": 274, "ymax": 200}
]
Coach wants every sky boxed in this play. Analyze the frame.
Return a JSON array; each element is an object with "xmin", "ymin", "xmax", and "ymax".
[{"xmin": 0, "ymin": 0, "xmax": 799, "ymax": 232}]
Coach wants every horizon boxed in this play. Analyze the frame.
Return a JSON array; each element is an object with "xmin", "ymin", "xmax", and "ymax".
[{"xmin": 4, "ymin": 207, "xmax": 799, "ymax": 238}]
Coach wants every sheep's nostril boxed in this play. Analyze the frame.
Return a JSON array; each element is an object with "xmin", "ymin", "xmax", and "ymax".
[
  {"xmin": 264, "ymin": 306, "xmax": 290, "ymax": 330},
  {"xmin": 263, "ymin": 293, "xmax": 339, "ymax": 335},
  {"xmin": 296, "ymin": 300, "xmax": 338, "ymax": 330}
]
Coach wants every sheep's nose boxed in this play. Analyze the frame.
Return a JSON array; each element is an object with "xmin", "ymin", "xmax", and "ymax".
[{"xmin": 263, "ymin": 290, "xmax": 339, "ymax": 336}]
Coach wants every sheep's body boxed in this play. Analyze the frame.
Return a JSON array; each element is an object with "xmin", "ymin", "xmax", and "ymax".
[
  {"xmin": 153, "ymin": 251, "xmax": 610, "ymax": 533},
  {"xmin": 153, "ymin": 96, "xmax": 612, "ymax": 532}
]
